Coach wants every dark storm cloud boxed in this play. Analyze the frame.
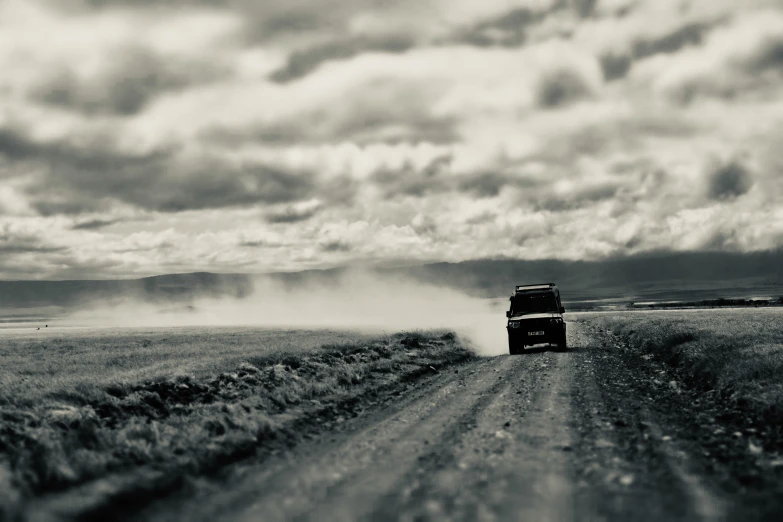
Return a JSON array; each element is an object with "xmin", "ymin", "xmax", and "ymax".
[
  {"xmin": 568, "ymin": 0, "xmax": 598, "ymax": 18},
  {"xmin": 701, "ymin": 228, "xmax": 740, "ymax": 250},
  {"xmin": 453, "ymin": 8, "xmax": 543, "ymax": 48},
  {"xmin": 253, "ymin": 9, "xmax": 323, "ymax": 38},
  {"xmin": 240, "ymin": 1, "xmax": 358, "ymax": 43},
  {"xmin": 536, "ymin": 68, "xmax": 592, "ymax": 108},
  {"xmin": 115, "ymin": 242, "xmax": 176, "ymax": 254},
  {"xmin": 1, "ymin": 127, "xmax": 168, "ymax": 215},
  {"xmin": 411, "ymin": 214, "xmax": 437, "ymax": 235},
  {"xmin": 269, "ymin": 35, "xmax": 415, "ymax": 83},
  {"xmin": 0, "ymin": 126, "xmax": 167, "ymax": 168},
  {"xmin": 202, "ymin": 124, "xmax": 303, "ymax": 146},
  {"xmin": 69, "ymin": 214, "xmax": 149, "ymax": 230},
  {"xmin": 0, "ymin": 128, "xmax": 41, "ymax": 160},
  {"xmin": 0, "ymin": 244, "xmax": 68, "ymax": 254},
  {"xmin": 532, "ymin": 182, "xmax": 621, "ymax": 212},
  {"xmin": 319, "ymin": 240, "xmax": 351, "ymax": 252},
  {"xmin": 530, "ymin": 117, "xmax": 700, "ymax": 166},
  {"xmin": 599, "ymin": 53, "xmax": 632, "ymax": 81},
  {"xmin": 660, "ymin": 22, "xmax": 783, "ymax": 105},
  {"xmin": 203, "ymin": 105, "xmax": 458, "ymax": 146},
  {"xmin": 78, "ymin": 0, "xmax": 596, "ymax": 90},
  {"xmin": 0, "ymin": 245, "xmax": 127, "ymax": 279},
  {"xmin": 373, "ymin": 156, "xmax": 545, "ymax": 200},
  {"xmin": 32, "ymin": 198, "xmax": 113, "ymax": 217},
  {"xmin": 264, "ymin": 204, "xmax": 321, "ymax": 224},
  {"xmin": 71, "ymin": 218, "xmax": 121, "ymax": 230},
  {"xmin": 62, "ymin": 0, "xmax": 229, "ymax": 8},
  {"xmin": 632, "ymin": 22, "xmax": 712, "ymax": 59},
  {"xmin": 706, "ymin": 160, "xmax": 753, "ymax": 201},
  {"xmin": 372, "ymin": 155, "xmax": 451, "ymax": 198},
  {"xmin": 599, "ymin": 21, "xmax": 717, "ymax": 81},
  {"xmin": 464, "ymin": 211, "xmax": 498, "ymax": 225},
  {"xmin": 34, "ymin": 47, "xmax": 224, "ymax": 116},
  {"xmin": 458, "ymin": 172, "xmax": 541, "ymax": 198},
  {"xmin": 239, "ymin": 239, "xmax": 272, "ymax": 247},
  {"xmin": 452, "ymin": 0, "xmax": 604, "ymax": 48},
  {"xmin": 450, "ymin": 0, "xmax": 598, "ymax": 47},
  {"xmin": 745, "ymin": 36, "xmax": 783, "ymax": 73},
  {"xmin": 56, "ymin": 0, "xmax": 356, "ymax": 37},
  {"xmin": 458, "ymin": 173, "xmax": 508, "ymax": 198},
  {"xmin": 0, "ymin": 125, "xmax": 348, "ymax": 214},
  {"xmin": 0, "ymin": 126, "xmax": 173, "ymax": 213},
  {"xmin": 200, "ymin": 66, "xmax": 461, "ymax": 146},
  {"xmin": 143, "ymin": 162, "xmax": 317, "ymax": 212},
  {"xmin": 0, "ymin": 228, "xmax": 68, "ymax": 255}
]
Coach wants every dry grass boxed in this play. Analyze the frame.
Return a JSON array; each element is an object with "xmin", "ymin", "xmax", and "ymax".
[
  {"xmin": 577, "ymin": 308, "xmax": 783, "ymax": 433},
  {"xmin": 0, "ymin": 326, "xmax": 379, "ymax": 405},
  {"xmin": 0, "ymin": 327, "xmax": 473, "ymax": 519}
]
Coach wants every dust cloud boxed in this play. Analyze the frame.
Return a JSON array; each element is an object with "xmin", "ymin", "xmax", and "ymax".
[{"xmin": 62, "ymin": 271, "xmax": 509, "ymax": 356}]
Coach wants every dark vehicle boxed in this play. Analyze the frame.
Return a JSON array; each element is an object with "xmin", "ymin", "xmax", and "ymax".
[{"xmin": 506, "ymin": 283, "xmax": 566, "ymax": 354}]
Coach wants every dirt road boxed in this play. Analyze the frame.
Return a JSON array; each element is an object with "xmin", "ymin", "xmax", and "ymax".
[{"xmin": 127, "ymin": 322, "xmax": 770, "ymax": 522}]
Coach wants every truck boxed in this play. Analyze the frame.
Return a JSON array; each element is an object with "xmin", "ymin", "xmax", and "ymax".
[{"xmin": 506, "ymin": 283, "xmax": 566, "ymax": 354}]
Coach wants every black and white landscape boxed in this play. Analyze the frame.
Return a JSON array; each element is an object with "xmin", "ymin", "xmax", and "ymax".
[{"xmin": 1, "ymin": 1, "xmax": 783, "ymax": 521}]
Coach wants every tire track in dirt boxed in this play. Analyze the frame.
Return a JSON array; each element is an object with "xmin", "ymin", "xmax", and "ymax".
[
  {"xmin": 276, "ymin": 357, "xmax": 520, "ymax": 522},
  {"xmin": 568, "ymin": 322, "xmax": 727, "ymax": 522},
  {"xmin": 374, "ymin": 350, "xmax": 574, "ymax": 522},
  {"xmin": 640, "ymin": 415, "xmax": 727, "ymax": 522}
]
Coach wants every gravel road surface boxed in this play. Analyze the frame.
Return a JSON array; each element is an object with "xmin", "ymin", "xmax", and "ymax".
[{"xmin": 129, "ymin": 321, "xmax": 775, "ymax": 522}]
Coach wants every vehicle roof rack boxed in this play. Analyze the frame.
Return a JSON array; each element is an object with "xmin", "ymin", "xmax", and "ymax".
[{"xmin": 515, "ymin": 283, "xmax": 556, "ymax": 292}]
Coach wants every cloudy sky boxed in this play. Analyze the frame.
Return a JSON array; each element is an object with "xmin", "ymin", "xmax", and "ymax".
[{"xmin": 1, "ymin": 0, "xmax": 782, "ymax": 279}]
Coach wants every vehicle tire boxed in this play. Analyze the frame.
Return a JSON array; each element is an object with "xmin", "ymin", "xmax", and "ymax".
[
  {"xmin": 557, "ymin": 333, "xmax": 567, "ymax": 351},
  {"xmin": 509, "ymin": 341, "xmax": 523, "ymax": 355}
]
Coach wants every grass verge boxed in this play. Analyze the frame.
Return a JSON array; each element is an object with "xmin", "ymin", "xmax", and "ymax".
[
  {"xmin": 0, "ymin": 331, "xmax": 474, "ymax": 520},
  {"xmin": 577, "ymin": 309, "xmax": 783, "ymax": 442}
]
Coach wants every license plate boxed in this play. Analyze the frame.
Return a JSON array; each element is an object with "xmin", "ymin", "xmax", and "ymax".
[{"xmin": 528, "ymin": 331, "xmax": 544, "ymax": 336}]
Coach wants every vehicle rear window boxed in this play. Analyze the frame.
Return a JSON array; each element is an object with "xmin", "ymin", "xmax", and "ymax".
[{"xmin": 511, "ymin": 294, "xmax": 558, "ymax": 315}]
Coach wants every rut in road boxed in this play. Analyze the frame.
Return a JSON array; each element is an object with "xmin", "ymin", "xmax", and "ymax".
[
  {"xmin": 134, "ymin": 322, "xmax": 730, "ymax": 522},
  {"xmin": 381, "ymin": 346, "xmax": 575, "ymax": 522}
]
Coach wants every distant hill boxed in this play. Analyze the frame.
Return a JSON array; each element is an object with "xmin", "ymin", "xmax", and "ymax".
[
  {"xmin": 0, "ymin": 272, "xmax": 253, "ymax": 309},
  {"xmin": 389, "ymin": 250, "xmax": 783, "ymax": 302},
  {"xmin": 1, "ymin": 250, "xmax": 781, "ymax": 311}
]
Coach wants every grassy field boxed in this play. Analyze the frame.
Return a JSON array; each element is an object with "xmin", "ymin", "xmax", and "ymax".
[
  {"xmin": 0, "ymin": 327, "xmax": 380, "ymax": 404},
  {"xmin": 575, "ymin": 308, "xmax": 783, "ymax": 438},
  {"xmin": 0, "ymin": 326, "xmax": 474, "ymax": 519}
]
